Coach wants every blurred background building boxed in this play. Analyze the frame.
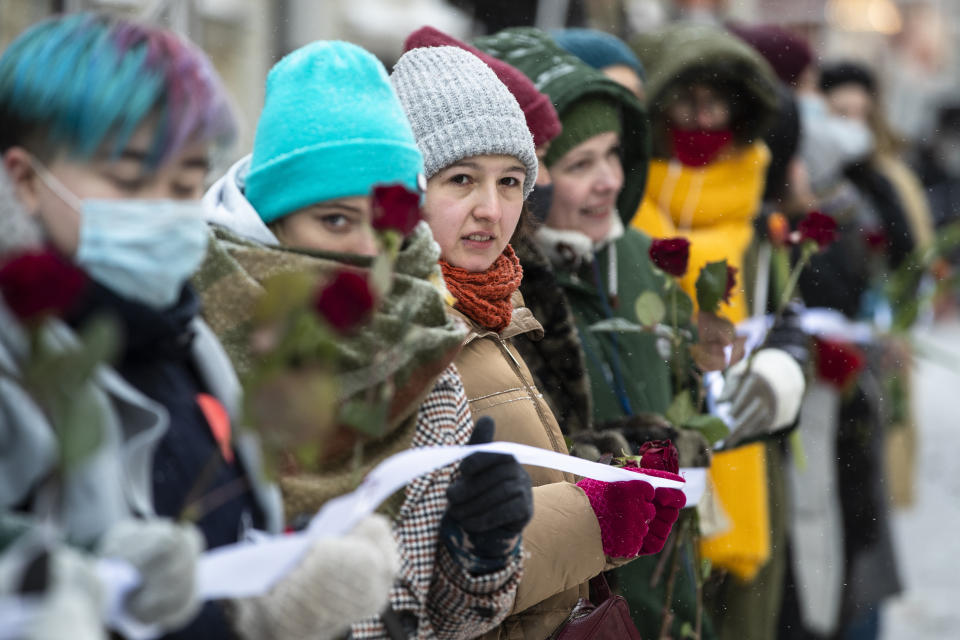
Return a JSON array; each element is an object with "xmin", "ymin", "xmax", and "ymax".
[{"xmin": 2, "ymin": 0, "xmax": 959, "ymax": 165}]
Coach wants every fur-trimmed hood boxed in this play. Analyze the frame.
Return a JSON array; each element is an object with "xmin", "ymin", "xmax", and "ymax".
[
  {"xmin": 631, "ymin": 23, "xmax": 780, "ymax": 157},
  {"xmin": 203, "ymin": 155, "xmax": 279, "ymax": 246}
]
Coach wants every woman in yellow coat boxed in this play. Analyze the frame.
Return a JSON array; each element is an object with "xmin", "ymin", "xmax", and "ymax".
[
  {"xmin": 630, "ymin": 24, "xmax": 780, "ymax": 322},
  {"xmin": 630, "ymin": 23, "xmax": 785, "ymax": 622}
]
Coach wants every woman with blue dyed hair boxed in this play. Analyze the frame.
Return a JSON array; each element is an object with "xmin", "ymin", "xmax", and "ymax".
[{"xmin": 0, "ymin": 12, "xmax": 397, "ymax": 640}]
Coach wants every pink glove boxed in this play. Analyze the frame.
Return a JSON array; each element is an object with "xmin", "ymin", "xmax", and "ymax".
[
  {"xmin": 633, "ymin": 468, "xmax": 686, "ymax": 555},
  {"xmin": 576, "ymin": 471, "xmax": 656, "ymax": 558}
]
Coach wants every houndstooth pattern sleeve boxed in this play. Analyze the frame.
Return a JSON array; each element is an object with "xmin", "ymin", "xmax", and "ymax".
[{"xmin": 349, "ymin": 364, "xmax": 522, "ymax": 639}]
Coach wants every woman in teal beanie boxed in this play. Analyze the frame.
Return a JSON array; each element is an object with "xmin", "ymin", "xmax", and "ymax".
[{"xmin": 199, "ymin": 39, "xmax": 529, "ymax": 639}]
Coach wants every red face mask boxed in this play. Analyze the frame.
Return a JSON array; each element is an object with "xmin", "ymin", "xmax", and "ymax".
[{"xmin": 669, "ymin": 127, "xmax": 734, "ymax": 167}]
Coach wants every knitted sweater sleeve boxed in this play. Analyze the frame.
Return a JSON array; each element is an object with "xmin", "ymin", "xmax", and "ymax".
[{"xmin": 350, "ymin": 365, "xmax": 522, "ymax": 639}]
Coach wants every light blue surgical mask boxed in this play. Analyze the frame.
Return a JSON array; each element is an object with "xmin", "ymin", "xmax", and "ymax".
[
  {"xmin": 76, "ymin": 200, "xmax": 210, "ymax": 309},
  {"xmin": 31, "ymin": 159, "xmax": 210, "ymax": 309}
]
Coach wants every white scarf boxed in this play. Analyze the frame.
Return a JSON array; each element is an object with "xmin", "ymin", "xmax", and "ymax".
[{"xmin": 532, "ymin": 214, "xmax": 625, "ymax": 302}]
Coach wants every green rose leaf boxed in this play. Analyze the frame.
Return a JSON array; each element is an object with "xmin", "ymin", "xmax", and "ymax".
[
  {"xmin": 634, "ymin": 290, "xmax": 666, "ymax": 328},
  {"xmin": 701, "ymin": 557, "xmax": 713, "ymax": 580},
  {"xmin": 683, "ymin": 413, "xmax": 730, "ymax": 445},
  {"xmin": 77, "ymin": 315, "xmax": 120, "ymax": 370},
  {"xmin": 340, "ymin": 399, "xmax": 389, "ymax": 438},
  {"xmin": 665, "ymin": 390, "xmax": 697, "ymax": 426},
  {"xmin": 55, "ymin": 386, "xmax": 107, "ymax": 470},
  {"xmin": 253, "ymin": 271, "xmax": 316, "ymax": 324},
  {"xmin": 695, "ymin": 260, "xmax": 728, "ymax": 314}
]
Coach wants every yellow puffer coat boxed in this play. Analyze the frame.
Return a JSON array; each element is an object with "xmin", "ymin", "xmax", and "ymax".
[
  {"xmin": 631, "ymin": 142, "xmax": 770, "ymax": 323},
  {"xmin": 631, "ymin": 144, "xmax": 773, "ymax": 582}
]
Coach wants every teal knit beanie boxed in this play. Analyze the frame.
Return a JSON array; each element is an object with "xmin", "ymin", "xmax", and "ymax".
[{"xmin": 246, "ymin": 41, "xmax": 425, "ymax": 224}]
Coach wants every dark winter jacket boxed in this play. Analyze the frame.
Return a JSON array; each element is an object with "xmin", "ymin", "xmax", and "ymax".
[
  {"xmin": 798, "ymin": 163, "xmax": 915, "ymax": 317},
  {"xmin": 67, "ymin": 282, "xmax": 282, "ymax": 639},
  {"xmin": 69, "ymin": 283, "xmax": 271, "ymax": 546},
  {"xmin": 762, "ymin": 86, "xmax": 802, "ymax": 204}
]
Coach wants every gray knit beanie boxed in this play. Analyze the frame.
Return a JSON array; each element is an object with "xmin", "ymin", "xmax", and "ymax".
[{"xmin": 390, "ymin": 46, "xmax": 538, "ymax": 198}]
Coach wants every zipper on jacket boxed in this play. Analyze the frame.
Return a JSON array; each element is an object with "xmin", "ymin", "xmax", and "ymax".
[{"xmin": 495, "ymin": 336, "xmax": 566, "ymax": 456}]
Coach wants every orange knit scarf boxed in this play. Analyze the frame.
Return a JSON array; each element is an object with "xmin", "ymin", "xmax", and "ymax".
[{"xmin": 440, "ymin": 245, "xmax": 523, "ymax": 332}]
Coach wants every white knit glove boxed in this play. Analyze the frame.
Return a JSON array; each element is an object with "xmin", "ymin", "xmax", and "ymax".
[
  {"xmin": 97, "ymin": 519, "xmax": 204, "ymax": 632},
  {"xmin": 25, "ymin": 546, "xmax": 108, "ymax": 640},
  {"xmin": 720, "ymin": 348, "xmax": 806, "ymax": 447},
  {"xmin": 232, "ymin": 514, "xmax": 399, "ymax": 640}
]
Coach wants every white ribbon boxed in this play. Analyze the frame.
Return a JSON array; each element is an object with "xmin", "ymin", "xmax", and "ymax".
[
  {"xmin": 707, "ymin": 308, "xmax": 878, "ymax": 418},
  {"xmin": 92, "ymin": 440, "xmax": 703, "ymax": 639},
  {"xmin": 735, "ymin": 308, "xmax": 875, "ymax": 356}
]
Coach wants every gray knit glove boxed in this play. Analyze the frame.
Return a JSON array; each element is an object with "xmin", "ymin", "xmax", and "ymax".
[
  {"xmin": 720, "ymin": 348, "xmax": 806, "ymax": 447},
  {"xmin": 19, "ymin": 546, "xmax": 107, "ymax": 640},
  {"xmin": 97, "ymin": 519, "xmax": 204, "ymax": 632},
  {"xmin": 232, "ymin": 514, "xmax": 399, "ymax": 640}
]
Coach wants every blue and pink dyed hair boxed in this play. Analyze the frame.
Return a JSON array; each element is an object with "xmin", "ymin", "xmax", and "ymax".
[{"xmin": 0, "ymin": 12, "xmax": 236, "ymax": 166}]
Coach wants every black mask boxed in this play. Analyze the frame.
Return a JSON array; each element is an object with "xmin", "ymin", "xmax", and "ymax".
[{"xmin": 526, "ymin": 183, "xmax": 554, "ymax": 223}]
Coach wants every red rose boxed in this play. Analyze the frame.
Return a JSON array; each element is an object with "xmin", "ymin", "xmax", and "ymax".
[
  {"xmin": 0, "ymin": 250, "xmax": 87, "ymax": 322},
  {"xmin": 815, "ymin": 338, "xmax": 866, "ymax": 390},
  {"xmin": 313, "ymin": 270, "xmax": 375, "ymax": 333},
  {"xmin": 649, "ymin": 237, "xmax": 691, "ymax": 277},
  {"xmin": 371, "ymin": 184, "xmax": 421, "ymax": 237},
  {"xmin": 638, "ymin": 439, "xmax": 680, "ymax": 474},
  {"xmin": 797, "ymin": 211, "xmax": 837, "ymax": 250},
  {"xmin": 865, "ymin": 228, "xmax": 888, "ymax": 254},
  {"xmin": 723, "ymin": 265, "xmax": 738, "ymax": 304}
]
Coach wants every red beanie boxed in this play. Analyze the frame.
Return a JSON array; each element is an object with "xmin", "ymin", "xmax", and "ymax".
[
  {"xmin": 728, "ymin": 23, "xmax": 813, "ymax": 87},
  {"xmin": 404, "ymin": 26, "xmax": 561, "ymax": 148}
]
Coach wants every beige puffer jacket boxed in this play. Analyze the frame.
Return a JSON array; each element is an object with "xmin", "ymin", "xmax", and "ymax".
[{"xmin": 451, "ymin": 292, "xmax": 611, "ymax": 640}]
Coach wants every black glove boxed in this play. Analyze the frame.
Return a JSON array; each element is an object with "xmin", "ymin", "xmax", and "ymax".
[{"xmin": 441, "ymin": 417, "xmax": 533, "ymax": 573}]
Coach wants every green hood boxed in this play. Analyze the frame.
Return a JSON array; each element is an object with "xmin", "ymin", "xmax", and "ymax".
[
  {"xmin": 631, "ymin": 24, "xmax": 779, "ymax": 156},
  {"xmin": 474, "ymin": 27, "xmax": 651, "ymax": 223}
]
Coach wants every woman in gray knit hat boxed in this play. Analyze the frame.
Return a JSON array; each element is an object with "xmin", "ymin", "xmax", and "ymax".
[{"xmin": 392, "ymin": 45, "xmax": 665, "ymax": 639}]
